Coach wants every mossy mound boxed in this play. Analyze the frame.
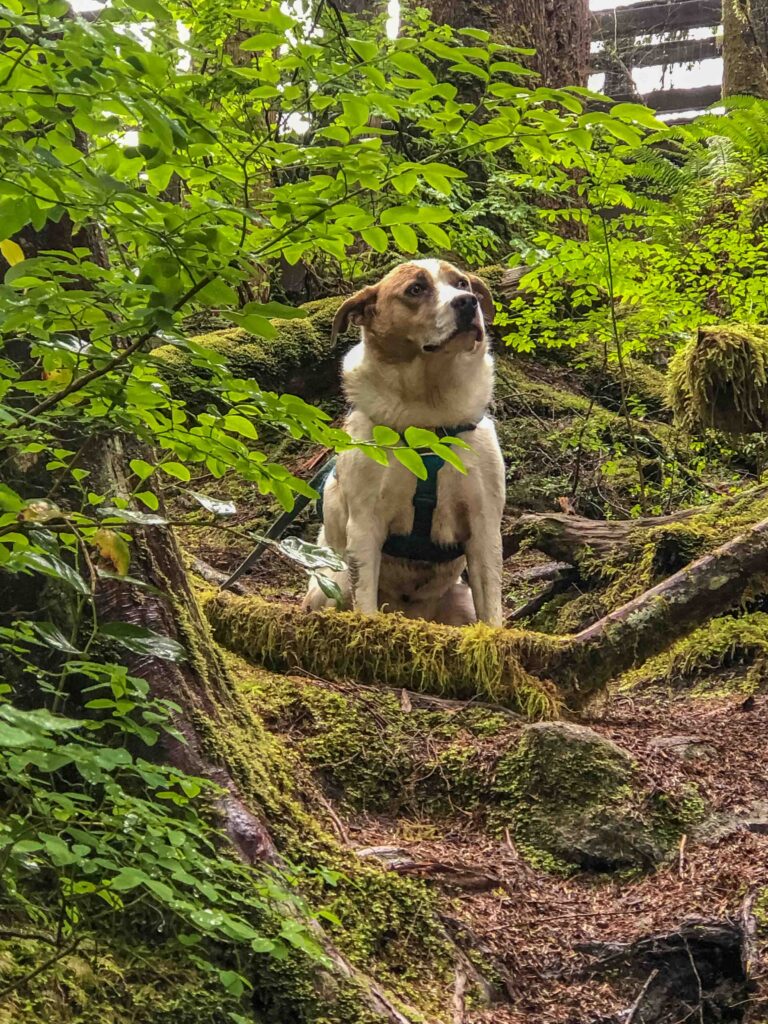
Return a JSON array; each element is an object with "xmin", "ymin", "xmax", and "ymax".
[
  {"xmin": 491, "ymin": 722, "xmax": 705, "ymax": 873},
  {"xmin": 205, "ymin": 591, "xmax": 562, "ymax": 719},
  {"xmin": 668, "ymin": 324, "xmax": 768, "ymax": 434},
  {"xmin": 233, "ymin": 666, "xmax": 701, "ymax": 877},
  {"xmin": 153, "ymin": 296, "xmax": 343, "ymax": 406},
  {"xmin": 239, "ymin": 668, "xmax": 518, "ymax": 815}
]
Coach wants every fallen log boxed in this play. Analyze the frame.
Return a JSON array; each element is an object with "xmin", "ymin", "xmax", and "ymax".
[
  {"xmin": 504, "ymin": 484, "xmax": 768, "ymax": 564},
  {"xmin": 554, "ymin": 514, "xmax": 768, "ymax": 696},
  {"xmin": 503, "ymin": 510, "xmax": 699, "ymax": 562},
  {"xmin": 205, "ymin": 511, "xmax": 768, "ymax": 711}
]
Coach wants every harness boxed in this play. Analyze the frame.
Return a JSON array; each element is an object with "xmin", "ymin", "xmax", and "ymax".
[
  {"xmin": 221, "ymin": 421, "xmax": 479, "ymax": 591},
  {"xmin": 319, "ymin": 423, "xmax": 477, "ymax": 564}
]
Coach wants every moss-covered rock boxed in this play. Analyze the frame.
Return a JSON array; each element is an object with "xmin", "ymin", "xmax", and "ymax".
[{"xmin": 490, "ymin": 722, "xmax": 702, "ymax": 873}]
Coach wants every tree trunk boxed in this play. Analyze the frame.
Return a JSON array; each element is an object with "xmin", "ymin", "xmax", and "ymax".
[
  {"xmin": 723, "ymin": 0, "xmax": 768, "ymax": 98},
  {"xmin": 427, "ymin": 0, "xmax": 591, "ymax": 87}
]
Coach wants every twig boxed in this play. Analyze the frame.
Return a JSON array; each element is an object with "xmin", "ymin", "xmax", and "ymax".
[
  {"xmin": 316, "ymin": 791, "xmax": 349, "ymax": 844},
  {"xmin": 678, "ymin": 833, "xmax": 687, "ymax": 877},
  {"xmin": 683, "ymin": 937, "xmax": 705, "ymax": 1024},
  {"xmin": 0, "ymin": 927, "xmax": 57, "ymax": 945},
  {"xmin": 626, "ymin": 968, "xmax": 659, "ymax": 1024}
]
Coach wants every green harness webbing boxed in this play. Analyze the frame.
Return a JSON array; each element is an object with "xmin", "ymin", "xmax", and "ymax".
[{"xmin": 319, "ymin": 424, "xmax": 477, "ymax": 564}]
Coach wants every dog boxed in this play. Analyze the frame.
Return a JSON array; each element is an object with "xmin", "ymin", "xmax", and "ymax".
[{"xmin": 302, "ymin": 259, "xmax": 505, "ymax": 627}]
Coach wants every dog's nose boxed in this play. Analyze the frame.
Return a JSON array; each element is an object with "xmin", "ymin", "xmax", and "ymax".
[{"xmin": 451, "ymin": 293, "xmax": 478, "ymax": 313}]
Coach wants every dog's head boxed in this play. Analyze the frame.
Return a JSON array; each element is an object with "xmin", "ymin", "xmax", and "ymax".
[{"xmin": 331, "ymin": 259, "xmax": 494, "ymax": 361}]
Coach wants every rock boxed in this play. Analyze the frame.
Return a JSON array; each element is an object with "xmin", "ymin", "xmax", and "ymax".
[
  {"xmin": 495, "ymin": 722, "xmax": 696, "ymax": 872},
  {"xmin": 650, "ymin": 734, "xmax": 716, "ymax": 762}
]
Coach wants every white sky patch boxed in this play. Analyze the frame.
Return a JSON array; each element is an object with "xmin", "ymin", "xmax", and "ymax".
[
  {"xmin": 386, "ymin": 0, "xmax": 400, "ymax": 40},
  {"xmin": 590, "ymin": 1, "xmax": 723, "ymax": 114}
]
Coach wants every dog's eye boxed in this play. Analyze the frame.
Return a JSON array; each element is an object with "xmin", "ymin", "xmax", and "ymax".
[
  {"xmin": 405, "ymin": 283, "xmax": 424, "ymax": 297},
  {"xmin": 457, "ymin": 278, "xmax": 469, "ymax": 290}
]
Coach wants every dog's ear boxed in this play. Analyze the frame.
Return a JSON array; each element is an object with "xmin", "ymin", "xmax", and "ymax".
[
  {"xmin": 468, "ymin": 274, "xmax": 495, "ymax": 325},
  {"xmin": 332, "ymin": 285, "xmax": 378, "ymax": 342}
]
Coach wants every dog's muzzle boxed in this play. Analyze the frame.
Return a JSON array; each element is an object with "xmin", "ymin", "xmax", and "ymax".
[
  {"xmin": 423, "ymin": 293, "xmax": 483, "ymax": 353},
  {"xmin": 452, "ymin": 291, "xmax": 478, "ymax": 331}
]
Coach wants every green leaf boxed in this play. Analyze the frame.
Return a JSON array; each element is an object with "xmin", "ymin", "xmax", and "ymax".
[
  {"xmin": 98, "ymin": 623, "xmax": 186, "ymax": 662},
  {"xmin": 223, "ymin": 414, "xmax": 259, "ymax": 439},
  {"xmin": 129, "ymin": 459, "xmax": 155, "ymax": 481},
  {"xmin": 110, "ymin": 868, "xmax": 150, "ymax": 891},
  {"xmin": 160, "ymin": 462, "xmax": 191, "ymax": 482},
  {"xmin": 390, "ymin": 224, "xmax": 419, "ymax": 253},
  {"xmin": 9, "ymin": 551, "xmax": 89, "ymax": 595},
  {"xmin": 393, "ymin": 448, "xmax": 427, "ymax": 479},
  {"xmin": 348, "ymin": 38, "xmax": 378, "ymax": 61},
  {"xmin": 241, "ymin": 301, "xmax": 307, "ymax": 320},
  {"xmin": 32, "ymin": 622, "xmax": 80, "ymax": 654},
  {"xmin": 610, "ymin": 102, "xmax": 666, "ymax": 130},
  {"xmin": 404, "ymin": 426, "xmax": 439, "ymax": 448},
  {"xmin": 361, "ymin": 227, "xmax": 389, "ymax": 253},
  {"xmin": 431, "ymin": 442, "xmax": 466, "ymax": 474},
  {"xmin": 223, "ymin": 312, "xmax": 277, "ymax": 339},
  {"xmin": 135, "ymin": 491, "xmax": 160, "ymax": 512},
  {"xmin": 372, "ymin": 425, "xmax": 400, "ymax": 446},
  {"xmin": 390, "ymin": 50, "xmax": 435, "ymax": 82}
]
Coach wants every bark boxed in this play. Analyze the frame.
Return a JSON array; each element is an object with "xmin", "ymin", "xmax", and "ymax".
[
  {"xmin": 723, "ymin": 0, "xmax": 768, "ymax": 98},
  {"xmin": 427, "ymin": 0, "xmax": 590, "ymax": 87}
]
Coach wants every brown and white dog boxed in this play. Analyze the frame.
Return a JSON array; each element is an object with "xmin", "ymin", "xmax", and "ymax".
[{"xmin": 302, "ymin": 259, "xmax": 505, "ymax": 626}]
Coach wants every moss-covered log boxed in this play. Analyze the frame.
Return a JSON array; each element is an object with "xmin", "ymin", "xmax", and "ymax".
[
  {"xmin": 668, "ymin": 324, "xmax": 768, "ymax": 434},
  {"xmin": 561, "ymin": 513, "xmax": 768, "ymax": 693},
  {"xmin": 205, "ymin": 507, "xmax": 768, "ymax": 710},
  {"xmin": 503, "ymin": 507, "xmax": 703, "ymax": 562},
  {"xmin": 204, "ymin": 591, "xmax": 563, "ymax": 718}
]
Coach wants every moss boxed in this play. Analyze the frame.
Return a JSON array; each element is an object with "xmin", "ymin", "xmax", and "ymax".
[
  {"xmin": 529, "ymin": 333, "xmax": 670, "ymax": 419},
  {"xmin": 668, "ymin": 324, "xmax": 768, "ymax": 434},
  {"xmin": 488, "ymin": 722, "xmax": 696, "ymax": 873},
  {"xmin": 152, "ymin": 296, "xmax": 343, "ymax": 406},
  {"xmin": 237, "ymin": 666, "xmax": 516, "ymax": 815},
  {"xmin": 181, "ymin": 650, "xmax": 470, "ymax": 1021},
  {"xmin": 0, "ymin": 936, "xmax": 249, "ymax": 1024},
  {"xmin": 617, "ymin": 611, "xmax": 768, "ymax": 696},
  {"xmin": 205, "ymin": 591, "xmax": 562, "ymax": 720}
]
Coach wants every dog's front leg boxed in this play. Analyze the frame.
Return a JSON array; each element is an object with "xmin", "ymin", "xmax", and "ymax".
[
  {"xmin": 465, "ymin": 523, "xmax": 503, "ymax": 626},
  {"xmin": 346, "ymin": 520, "xmax": 385, "ymax": 615}
]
